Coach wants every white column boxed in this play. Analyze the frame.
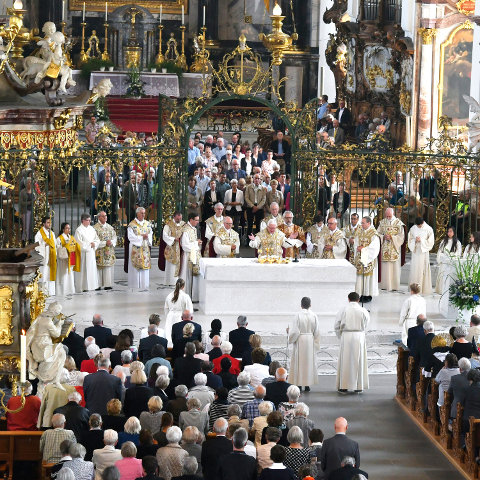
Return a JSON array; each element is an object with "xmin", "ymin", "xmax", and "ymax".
[
  {"xmin": 470, "ymin": 3, "xmax": 480, "ymax": 125},
  {"xmin": 316, "ymin": 0, "xmax": 336, "ymax": 99}
]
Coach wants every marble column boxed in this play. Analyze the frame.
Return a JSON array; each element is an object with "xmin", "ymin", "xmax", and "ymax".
[
  {"xmin": 417, "ymin": 28, "xmax": 436, "ymax": 148},
  {"xmin": 316, "ymin": 0, "xmax": 336, "ymax": 99},
  {"xmin": 470, "ymin": 3, "xmax": 480, "ymax": 151}
]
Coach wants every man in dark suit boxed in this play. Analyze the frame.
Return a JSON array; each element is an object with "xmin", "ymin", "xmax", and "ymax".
[
  {"xmin": 53, "ymin": 391, "xmax": 90, "ymax": 442},
  {"xmin": 96, "ymin": 171, "xmax": 119, "ymax": 223},
  {"xmin": 462, "ymin": 369, "xmax": 480, "ymax": 434},
  {"xmin": 334, "ymin": 99, "xmax": 352, "ymax": 132},
  {"xmin": 121, "ymin": 170, "xmax": 139, "ymax": 222},
  {"xmin": 448, "ymin": 358, "xmax": 471, "ymax": 419},
  {"xmin": 83, "ymin": 314, "xmax": 112, "ymax": 349},
  {"xmin": 320, "ymin": 417, "xmax": 360, "ymax": 477},
  {"xmin": 173, "ymin": 342, "xmax": 203, "ymax": 388},
  {"xmin": 202, "ymin": 361, "xmax": 223, "ymax": 390},
  {"xmin": 277, "ymin": 173, "xmax": 290, "ymax": 199},
  {"xmin": 328, "ymin": 119, "xmax": 346, "ymax": 146},
  {"xmin": 208, "ymin": 335, "xmax": 223, "ymax": 361},
  {"xmin": 407, "ymin": 314, "xmax": 426, "ymax": 357},
  {"xmin": 226, "ymin": 159, "xmax": 247, "ymax": 182},
  {"xmin": 203, "ymin": 179, "xmax": 221, "ymax": 218},
  {"xmin": 83, "ymin": 357, "xmax": 122, "ymax": 416},
  {"xmin": 327, "ymin": 455, "xmax": 368, "ymax": 480},
  {"xmin": 171, "ymin": 311, "xmax": 202, "ymax": 345},
  {"xmin": 270, "ymin": 130, "xmax": 291, "ymax": 173},
  {"xmin": 265, "ymin": 367, "xmax": 291, "ymax": 408},
  {"xmin": 228, "ymin": 316, "xmax": 255, "ymax": 358},
  {"xmin": 419, "ymin": 172, "xmax": 436, "ymax": 204},
  {"xmin": 63, "ymin": 327, "xmax": 86, "ymax": 369},
  {"xmin": 217, "ymin": 427, "xmax": 256, "ymax": 480},
  {"xmin": 201, "ymin": 417, "xmax": 233, "ymax": 480},
  {"xmin": 138, "ymin": 324, "xmax": 168, "ymax": 363},
  {"xmin": 413, "ymin": 320, "xmax": 435, "ymax": 379}
]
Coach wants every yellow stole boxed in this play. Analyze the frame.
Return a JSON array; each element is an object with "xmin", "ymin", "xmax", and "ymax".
[
  {"xmin": 59, "ymin": 234, "xmax": 81, "ymax": 273},
  {"xmin": 40, "ymin": 228, "xmax": 57, "ymax": 281}
]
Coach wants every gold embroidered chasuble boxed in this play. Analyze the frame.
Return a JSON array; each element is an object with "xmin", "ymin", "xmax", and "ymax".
[
  {"xmin": 215, "ymin": 226, "xmax": 240, "ymax": 258},
  {"xmin": 377, "ymin": 217, "xmax": 404, "ymax": 262},
  {"xmin": 183, "ymin": 223, "xmax": 201, "ymax": 275},
  {"xmin": 256, "ymin": 229, "xmax": 285, "ymax": 257},
  {"xmin": 278, "ymin": 223, "xmax": 305, "ymax": 258},
  {"xmin": 321, "ymin": 229, "xmax": 346, "ymax": 259},
  {"xmin": 354, "ymin": 226, "xmax": 380, "ymax": 276},
  {"xmin": 165, "ymin": 219, "xmax": 185, "ymax": 276},
  {"xmin": 306, "ymin": 224, "xmax": 327, "ymax": 258},
  {"xmin": 94, "ymin": 222, "xmax": 116, "ymax": 267},
  {"xmin": 128, "ymin": 219, "xmax": 152, "ymax": 270}
]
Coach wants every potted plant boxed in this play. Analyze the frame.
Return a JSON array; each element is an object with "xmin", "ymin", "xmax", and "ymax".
[
  {"xmin": 80, "ymin": 57, "xmax": 115, "ymax": 79},
  {"xmin": 156, "ymin": 60, "xmax": 184, "ymax": 77},
  {"xmin": 448, "ymin": 256, "xmax": 480, "ymax": 322},
  {"xmin": 124, "ymin": 66, "xmax": 146, "ymax": 99},
  {"xmin": 147, "ymin": 61, "xmax": 157, "ymax": 73}
]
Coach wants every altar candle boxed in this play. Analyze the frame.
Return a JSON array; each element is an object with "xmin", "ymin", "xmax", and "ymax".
[
  {"xmin": 160, "ymin": 4, "xmax": 162, "ymax": 23},
  {"xmin": 20, "ymin": 329, "xmax": 26, "ymax": 383},
  {"xmin": 105, "ymin": 1, "xmax": 108, "ymax": 21},
  {"xmin": 182, "ymin": 5, "xmax": 184, "ymax": 25},
  {"xmin": 62, "ymin": 0, "xmax": 65, "ymax": 21},
  {"xmin": 203, "ymin": 5, "xmax": 205, "ymax": 26},
  {"xmin": 82, "ymin": 1, "xmax": 85, "ymax": 22}
]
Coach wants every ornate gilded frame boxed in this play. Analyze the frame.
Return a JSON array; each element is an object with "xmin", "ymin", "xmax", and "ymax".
[
  {"xmin": 70, "ymin": 0, "xmax": 188, "ymax": 14},
  {"xmin": 0, "ymin": 285, "xmax": 14, "ymax": 345}
]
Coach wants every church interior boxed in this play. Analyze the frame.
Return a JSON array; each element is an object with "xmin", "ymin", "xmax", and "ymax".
[{"xmin": 0, "ymin": 0, "xmax": 479, "ymax": 478}]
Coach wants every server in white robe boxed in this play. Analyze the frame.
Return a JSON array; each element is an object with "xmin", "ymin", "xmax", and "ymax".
[
  {"xmin": 213, "ymin": 217, "xmax": 240, "ymax": 257},
  {"xmin": 74, "ymin": 213, "xmax": 100, "ymax": 292},
  {"xmin": 162, "ymin": 212, "xmax": 185, "ymax": 286},
  {"xmin": 435, "ymin": 226, "xmax": 462, "ymax": 295},
  {"xmin": 342, "ymin": 213, "xmax": 360, "ymax": 264},
  {"xmin": 408, "ymin": 218, "xmax": 435, "ymax": 294},
  {"xmin": 34, "ymin": 216, "xmax": 56, "ymax": 296},
  {"xmin": 180, "ymin": 213, "xmax": 202, "ymax": 302},
  {"xmin": 55, "ymin": 222, "xmax": 78, "ymax": 296},
  {"xmin": 318, "ymin": 217, "xmax": 347, "ymax": 259},
  {"xmin": 377, "ymin": 208, "xmax": 405, "ymax": 291},
  {"xmin": 127, "ymin": 207, "xmax": 153, "ymax": 290},
  {"xmin": 399, "ymin": 283, "xmax": 427, "ymax": 344},
  {"xmin": 305, "ymin": 215, "xmax": 327, "ymax": 258},
  {"xmin": 353, "ymin": 216, "xmax": 381, "ymax": 301},
  {"xmin": 463, "ymin": 233, "xmax": 480, "ymax": 260},
  {"xmin": 164, "ymin": 278, "xmax": 194, "ymax": 347},
  {"xmin": 335, "ymin": 292, "xmax": 370, "ymax": 392},
  {"xmin": 94, "ymin": 211, "xmax": 117, "ymax": 289},
  {"xmin": 287, "ymin": 297, "xmax": 320, "ymax": 389}
]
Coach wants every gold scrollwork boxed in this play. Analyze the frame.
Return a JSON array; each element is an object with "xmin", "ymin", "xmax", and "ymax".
[
  {"xmin": 0, "ymin": 286, "xmax": 14, "ymax": 345},
  {"xmin": 399, "ymin": 81, "xmax": 412, "ymax": 114},
  {"xmin": 418, "ymin": 28, "xmax": 437, "ymax": 45},
  {"xmin": 25, "ymin": 275, "xmax": 45, "ymax": 323}
]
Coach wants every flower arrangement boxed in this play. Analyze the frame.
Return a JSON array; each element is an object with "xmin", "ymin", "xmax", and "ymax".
[
  {"xmin": 449, "ymin": 256, "xmax": 480, "ymax": 318},
  {"xmin": 125, "ymin": 67, "xmax": 145, "ymax": 98}
]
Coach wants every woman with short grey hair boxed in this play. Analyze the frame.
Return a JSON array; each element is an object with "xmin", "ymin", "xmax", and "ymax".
[
  {"xmin": 181, "ymin": 427, "xmax": 202, "ymax": 475},
  {"xmin": 61, "ymin": 443, "xmax": 95, "ymax": 480},
  {"xmin": 251, "ymin": 401, "xmax": 274, "ymax": 447},
  {"xmin": 156, "ymin": 426, "xmax": 189, "ymax": 480},
  {"xmin": 286, "ymin": 402, "xmax": 314, "ymax": 448},
  {"xmin": 279, "ymin": 385, "xmax": 301, "ymax": 422},
  {"xmin": 114, "ymin": 441, "xmax": 143, "ymax": 480},
  {"xmin": 117, "ymin": 416, "xmax": 141, "ymax": 448},
  {"xmin": 139, "ymin": 395, "xmax": 165, "ymax": 435},
  {"xmin": 179, "ymin": 397, "xmax": 209, "ymax": 435},
  {"xmin": 112, "ymin": 350, "xmax": 133, "ymax": 378},
  {"xmin": 283, "ymin": 426, "xmax": 312, "ymax": 477},
  {"xmin": 451, "ymin": 324, "xmax": 477, "ymax": 361}
]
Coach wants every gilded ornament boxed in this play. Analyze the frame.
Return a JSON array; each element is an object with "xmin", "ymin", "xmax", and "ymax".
[
  {"xmin": 0, "ymin": 286, "xmax": 14, "ymax": 345},
  {"xmin": 418, "ymin": 28, "xmax": 437, "ymax": 45},
  {"xmin": 399, "ymin": 81, "xmax": 412, "ymax": 114}
]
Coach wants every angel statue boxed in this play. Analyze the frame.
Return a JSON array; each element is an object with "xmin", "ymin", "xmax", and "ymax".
[
  {"xmin": 26, "ymin": 301, "xmax": 67, "ymax": 394},
  {"xmin": 462, "ymin": 94, "xmax": 480, "ymax": 152}
]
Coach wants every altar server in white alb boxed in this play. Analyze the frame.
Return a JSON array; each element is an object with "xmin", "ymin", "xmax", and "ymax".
[
  {"xmin": 435, "ymin": 226, "xmax": 462, "ymax": 295},
  {"xmin": 35, "ymin": 215, "xmax": 57, "ymax": 296},
  {"xmin": 287, "ymin": 297, "xmax": 320, "ymax": 391},
  {"xmin": 377, "ymin": 207, "xmax": 405, "ymax": 291},
  {"xmin": 408, "ymin": 217, "xmax": 434, "ymax": 294},
  {"xmin": 55, "ymin": 222, "xmax": 80, "ymax": 296},
  {"xmin": 164, "ymin": 278, "xmax": 193, "ymax": 347},
  {"xmin": 127, "ymin": 207, "xmax": 153, "ymax": 290},
  {"xmin": 353, "ymin": 216, "xmax": 381, "ymax": 302},
  {"xmin": 213, "ymin": 216, "xmax": 240, "ymax": 258},
  {"xmin": 162, "ymin": 211, "xmax": 185, "ymax": 286},
  {"xmin": 399, "ymin": 283, "xmax": 426, "ymax": 344},
  {"xmin": 74, "ymin": 213, "xmax": 100, "ymax": 292},
  {"xmin": 93, "ymin": 211, "xmax": 117, "ymax": 290},
  {"xmin": 335, "ymin": 292, "xmax": 370, "ymax": 393},
  {"xmin": 464, "ymin": 232, "xmax": 480, "ymax": 260},
  {"xmin": 181, "ymin": 213, "xmax": 203, "ymax": 301},
  {"xmin": 318, "ymin": 217, "xmax": 347, "ymax": 259}
]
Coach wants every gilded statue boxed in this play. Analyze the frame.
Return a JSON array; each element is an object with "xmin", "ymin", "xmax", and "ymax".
[{"xmin": 86, "ymin": 30, "xmax": 100, "ymax": 58}]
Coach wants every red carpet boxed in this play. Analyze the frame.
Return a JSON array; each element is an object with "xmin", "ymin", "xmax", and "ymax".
[{"xmin": 107, "ymin": 97, "xmax": 159, "ymax": 134}]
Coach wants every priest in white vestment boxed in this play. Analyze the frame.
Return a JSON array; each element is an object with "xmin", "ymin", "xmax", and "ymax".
[
  {"xmin": 408, "ymin": 217, "xmax": 434, "ymax": 294},
  {"xmin": 55, "ymin": 222, "xmax": 79, "ymax": 296},
  {"xmin": 204, "ymin": 203, "xmax": 224, "ymax": 257},
  {"xmin": 335, "ymin": 292, "xmax": 370, "ymax": 392},
  {"xmin": 342, "ymin": 213, "xmax": 360, "ymax": 264},
  {"xmin": 164, "ymin": 278, "xmax": 193, "ymax": 347},
  {"xmin": 287, "ymin": 297, "xmax": 320, "ymax": 389},
  {"xmin": 180, "ymin": 213, "xmax": 202, "ymax": 301},
  {"xmin": 399, "ymin": 283, "xmax": 426, "ymax": 344},
  {"xmin": 162, "ymin": 212, "xmax": 185, "ymax": 286},
  {"xmin": 74, "ymin": 213, "xmax": 100, "ymax": 292},
  {"xmin": 435, "ymin": 226, "xmax": 462, "ymax": 295},
  {"xmin": 306, "ymin": 214, "xmax": 327, "ymax": 258},
  {"xmin": 260, "ymin": 202, "xmax": 284, "ymax": 231},
  {"xmin": 94, "ymin": 211, "xmax": 117, "ymax": 289},
  {"xmin": 249, "ymin": 219, "xmax": 293, "ymax": 256},
  {"xmin": 353, "ymin": 216, "xmax": 381, "ymax": 302},
  {"xmin": 213, "ymin": 217, "xmax": 240, "ymax": 257},
  {"xmin": 35, "ymin": 216, "xmax": 56, "ymax": 296},
  {"xmin": 318, "ymin": 217, "xmax": 347, "ymax": 259},
  {"xmin": 377, "ymin": 208, "xmax": 405, "ymax": 291},
  {"xmin": 127, "ymin": 207, "xmax": 153, "ymax": 290}
]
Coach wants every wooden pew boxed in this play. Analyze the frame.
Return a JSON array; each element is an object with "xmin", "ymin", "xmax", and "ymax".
[
  {"xmin": 415, "ymin": 375, "xmax": 428, "ymax": 423},
  {"xmin": 396, "ymin": 345, "xmax": 407, "ymax": 399},
  {"xmin": 0, "ymin": 431, "xmax": 43, "ymax": 480},
  {"xmin": 428, "ymin": 379, "xmax": 440, "ymax": 435},
  {"xmin": 439, "ymin": 391, "xmax": 453, "ymax": 449},
  {"xmin": 465, "ymin": 417, "xmax": 480, "ymax": 477},
  {"xmin": 452, "ymin": 403, "xmax": 465, "ymax": 463},
  {"xmin": 405, "ymin": 356, "xmax": 416, "ymax": 411}
]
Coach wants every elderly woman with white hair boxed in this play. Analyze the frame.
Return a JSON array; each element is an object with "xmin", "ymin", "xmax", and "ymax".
[
  {"xmin": 227, "ymin": 371, "xmax": 254, "ymax": 407},
  {"xmin": 450, "ymin": 324, "xmax": 477, "ymax": 360},
  {"xmin": 139, "ymin": 396, "xmax": 165, "ymax": 435},
  {"xmin": 212, "ymin": 340, "xmax": 241, "ymax": 375},
  {"xmin": 111, "ymin": 350, "xmax": 133, "ymax": 378},
  {"xmin": 61, "ymin": 443, "xmax": 95, "ymax": 480},
  {"xmin": 188, "ymin": 372, "xmax": 215, "ymax": 410},
  {"xmin": 285, "ymin": 403, "xmax": 314, "ymax": 448},
  {"xmin": 64, "ymin": 355, "xmax": 87, "ymax": 387},
  {"xmin": 181, "ymin": 426, "xmax": 203, "ymax": 475},
  {"xmin": 172, "ymin": 322, "xmax": 196, "ymax": 360},
  {"xmin": 80, "ymin": 343, "xmax": 100, "ymax": 373},
  {"xmin": 251, "ymin": 401, "xmax": 274, "ymax": 447},
  {"xmin": 283, "ymin": 426, "xmax": 312, "ymax": 477},
  {"xmin": 435, "ymin": 353, "xmax": 460, "ymax": 408},
  {"xmin": 226, "ymin": 403, "xmax": 249, "ymax": 431},
  {"xmin": 179, "ymin": 397, "xmax": 209, "ymax": 435},
  {"xmin": 154, "ymin": 372, "xmax": 171, "ymax": 406},
  {"xmin": 156, "ymin": 426, "xmax": 189, "ymax": 480},
  {"xmin": 278, "ymin": 385, "xmax": 301, "ymax": 422},
  {"xmin": 117, "ymin": 416, "xmax": 141, "ymax": 448}
]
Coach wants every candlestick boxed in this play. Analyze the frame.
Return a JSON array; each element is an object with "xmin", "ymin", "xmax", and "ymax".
[
  {"xmin": 203, "ymin": 5, "xmax": 205, "ymax": 26},
  {"xmin": 101, "ymin": 22, "xmax": 110, "ymax": 61},
  {"xmin": 176, "ymin": 24, "xmax": 187, "ymax": 70},
  {"xmin": 182, "ymin": 5, "xmax": 184, "ymax": 25},
  {"xmin": 160, "ymin": 4, "xmax": 162, "ymax": 23},
  {"xmin": 20, "ymin": 330, "xmax": 26, "ymax": 383},
  {"xmin": 79, "ymin": 21, "xmax": 88, "ymax": 64},
  {"xmin": 105, "ymin": 1, "xmax": 108, "ymax": 21},
  {"xmin": 156, "ymin": 23, "xmax": 165, "ymax": 64},
  {"xmin": 60, "ymin": 20, "xmax": 66, "ymax": 35},
  {"xmin": 82, "ymin": 1, "xmax": 85, "ymax": 22},
  {"xmin": 62, "ymin": 0, "xmax": 65, "ymax": 21}
]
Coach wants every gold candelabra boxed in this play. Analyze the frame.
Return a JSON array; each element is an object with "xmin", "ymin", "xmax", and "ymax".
[
  {"xmin": 156, "ymin": 23, "xmax": 165, "ymax": 64},
  {"xmin": 5, "ymin": 1, "xmax": 30, "ymax": 60},
  {"xmin": 101, "ymin": 22, "xmax": 110, "ymax": 61},
  {"xmin": 79, "ymin": 21, "xmax": 88, "ymax": 65},
  {"xmin": 259, "ymin": 2, "xmax": 293, "ymax": 66},
  {"xmin": 176, "ymin": 25, "xmax": 187, "ymax": 71},
  {"xmin": 190, "ymin": 26, "xmax": 210, "ymax": 73},
  {"xmin": 60, "ymin": 21, "xmax": 66, "ymax": 35}
]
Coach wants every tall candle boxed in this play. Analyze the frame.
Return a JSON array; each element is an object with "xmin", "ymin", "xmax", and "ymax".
[
  {"xmin": 160, "ymin": 4, "xmax": 162, "ymax": 23},
  {"xmin": 105, "ymin": 1, "xmax": 108, "ymax": 21},
  {"xmin": 182, "ymin": 5, "xmax": 184, "ymax": 25},
  {"xmin": 82, "ymin": 1, "xmax": 85, "ymax": 22},
  {"xmin": 62, "ymin": 0, "xmax": 65, "ymax": 21},
  {"xmin": 20, "ymin": 330, "xmax": 26, "ymax": 383},
  {"xmin": 203, "ymin": 5, "xmax": 205, "ymax": 26}
]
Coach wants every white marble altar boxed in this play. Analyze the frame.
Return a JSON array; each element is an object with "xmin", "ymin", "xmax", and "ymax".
[{"xmin": 198, "ymin": 258, "xmax": 356, "ymax": 317}]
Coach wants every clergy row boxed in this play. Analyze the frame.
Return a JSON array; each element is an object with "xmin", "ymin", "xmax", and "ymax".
[{"xmin": 34, "ymin": 208, "xmax": 153, "ymax": 296}]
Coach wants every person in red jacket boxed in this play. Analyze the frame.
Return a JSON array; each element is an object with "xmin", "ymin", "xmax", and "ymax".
[
  {"xmin": 80, "ymin": 344, "xmax": 100, "ymax": 373},
  {"xmin": 212, "ymin": 341, "xmax": 241, "ymax": 375},
  {"xmin": 6, "ymin": 380, "xmax": 41, "ymax": 430}
]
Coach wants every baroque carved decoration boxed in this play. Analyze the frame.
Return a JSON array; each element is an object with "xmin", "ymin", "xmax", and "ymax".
[{"xmin": 0, "ymin": 286, "xmax": 14, "ymax": 345}]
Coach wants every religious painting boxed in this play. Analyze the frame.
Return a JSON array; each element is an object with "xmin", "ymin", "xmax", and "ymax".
[
  {"xmin": 70, "ymin": 0, "xmax": 187, "ymax": 15},
  {"xmin": 438, "ymin": 23, "xmax": 473, "ymax": 127}
]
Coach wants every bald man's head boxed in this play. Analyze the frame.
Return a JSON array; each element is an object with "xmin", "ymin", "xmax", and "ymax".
[
  {"xmin": 334, "ymin": 417, "xmax": 348, "ymax": 433},
  {"xmin": 276, "ymin": 367, "xmax": 288, "ymax": 381}
]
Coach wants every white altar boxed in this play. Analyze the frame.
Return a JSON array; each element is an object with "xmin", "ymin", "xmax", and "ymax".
[{"xmin": 199, "ymin": 258, "xmax": 356, "ymax": 317}]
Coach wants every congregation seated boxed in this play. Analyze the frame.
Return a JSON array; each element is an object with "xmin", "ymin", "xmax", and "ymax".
[
  {"xmin": 257, "ymin": 426, "xmax": 281, "ymax": 472},
  {"xmin": 306, "ymin": 429, "xmax": 324, "ymax": 474},
  {"xmin": 193, "ymin": 340, "xmax": 210, "ymax": 362},
  {"xmin": 179, "ymin": 397, "xmax": 209, "ymax": 435},
  {"xmin": 226, "ymin": 404, "xmax": 250, "ymax": 431},
  {"xmin": 286, "ymin": 403, "xmax": 314, "ymax": 448},
  {"xmin": 202, "ymin": 360, "xmax": 223, "ymax": 390},
  {"xmin": 467, "ymin": 314, "xmax": 480, "ymax": 343},
  {"xmin": 64, "ymin": 355, "xmax": 87, "ymax": 387},
  {"xmin": 181, "ymin": 426, "xmax": 203, "ymax": 475},
  {"xmin": 154, "ymin": 412, "xmax": 174, "ymax": 447},
  {"xmin": 278, "ymin": 385, "xmax": 301, "ymax": 422},
  {"xmin": 406, "ymin": 315, "xmax": 426, "ymax": 357},
  {"xmin": 111, "ymin": 349, "xmax": 133, "ymax": 378},
  {"xmin": 261, "ymin": 411, "xmax": 289, "ymax": 447},
  {"xmin": 166, "ymin": 385, "xmax": 188, "ymax": 426},
  {"xmin": 154, "ymin": 373, "xmax": 171, "ymax": 406},
  {"xmin": 124, "ymin": 368, "xmax": 154, "ymax": 418},
  {"xmin": 53, "ymin": 390, "xmax": 90, "ymax": 441},
  {"xmin": 241, "ymin": 334, "xmax": 272, "ymax": 368},
  {"xmin": 156, "ymin": 426, "xmax": 189, "ymax": 480},
  {"xmin": 80, "ymin": 343, "xmax": 100, "ymax": 373},
  {"xmin": 201, "ymin": 418, "xmax": 233, "ymax": 479},
  {"xmin": 228, "ymin": 371, "xmax": 254, "ymax": 407},
  {"xmin": 173, "ymin": 342, "xmax": 203, "ymax": 388},
  {"xmin": 63, "ymin": 327, "xmax": 88, "ymax": 369},
  {"xmin": 139, "ymin": 396, "xmax": 165, "ymax": 436},
  {"xmin": 261, "ymin": 361, "xmax": 282, "ymax": 387},
  {"xmin": 83, "ymin": 413, "xmax": 105, "ymax": 461},
  {"xmin": 450, "ymin": 325, "xmax": 477, "ymax": 360},
  {"xmin": 139, "ymin": 313, "xmax": 166, "ymax": 341},
  {"xmin": 208, "ymin": 387, "xmax": 229, "ymax": 431},
  {"xmin": 115, "ymin": 441, "xmax": 143, "ymax": 480},
  {"xmin": 212, "ymin": 341, "xmax": 241, "ymax": 376},
  {"xmin": 258, "ymin": 444, "xmax": 296, "ymax": 480},
  {"xmin": 434, "ymin": 353, "xmax": 460, "ymax": 409},
  {"xmin": 188, "ymin": 372, "xmax": 215, "ymax": 410},
  {"xmin": 283, "ymin": 426, "xmax": 312, "ymax": 477},
  {"xmin": 110, "ymin": 332, "xmax": 137, "ymax": 370},
  {"xmin": 172, "ymin": 311, "xmax": 202, "ymax": 346},
  {"xmin": 136, "ymin": 429, "xmax": 159, "ymax": 459},
  {"xmin": 218, "ymin": 357, "xmax": 239, "ymax": 390},
  {"xmin": 102, "ymin": 398, "xmax": 125, "ymax": 432},
  {"xmin": 229, "ymin": 316, "xmax": 255, "ymax": 359},
  {"xmin": 172, "ymin": 455, "xmax": 202, "ymax": 480},
  {"xmin": 203, "ymin": 319, "xmax": 228, "ymax": 356},
  {"xmin": 265, "ymin": 367, "xmax": 291, "ymax": 408},
  {"xmin": 40, "ymin": 413, "xmax": 77, "ymax": 463},
  {"xmin": 60, "ymin": 442, "xmax": 95, "ymax": 480},
  {"xmin": 327, "ymin": 455, "xmax": 369, "ymax": 480},
  {"xmin": 448, "ymin": 357, "xmax": 471, "ymax": 420},
  {"xmin": 84, "ymin": 314, "xmax": 113, "ymax": 349},
  {"xmin": 144, "ymin": 344, "xmax": 172, "ymax": 381},
  {"xmin": 242, "ymin": 385, "xmax": 271, "ymax": 427},
  {"xmin": 217, "ymin": 428, "xmax": 256, "ymax": 480},
  {"xmin": 139, "ymin": 324, "xmax": 168, "ymax": 363},
  {"xmin": 251, "ymin": 401, "xmax": 274, "ymax": 447},
  {"xmin": 172, "ymin": 323, "xmax": 197, "ymax": 360},
  {"xmin": 207, "ymin": 335, "xmax": 223, "ymax": 361},
  {"xmin": 244, "ymin": 348, "xmax": 270, "ymax": 387},
  {"xmin": 92, "ymin": 429, "xmax": 122, "ymax": 479},
  {"xmin": 6, "ymin": 379, "xmax": 40, "ymax": 431},
  {"xmin": 50, "ymin": 439, "xmax": 75, "ymax": 478},
  {"xmin": 118, "ymin": 416, "xmax": 141, "ymax": 447},
  {"xmin": 462, "ymin": 369, "xmax": 480, "ymax": 435}
]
